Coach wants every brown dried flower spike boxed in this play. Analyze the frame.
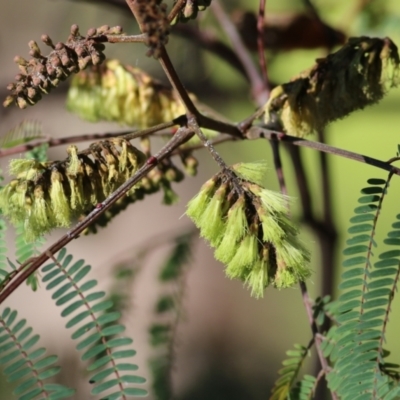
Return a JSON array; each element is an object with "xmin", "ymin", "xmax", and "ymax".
[
  {"xmin": 3, "ymin": 24, "xmax": 123, "ymax": 109},
  {"xmin": 264, "ymin": 36, "xmax": 400, "ymax": 137}
]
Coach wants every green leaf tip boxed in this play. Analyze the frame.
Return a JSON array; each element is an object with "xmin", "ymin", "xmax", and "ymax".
[{"xmin": 186, "ymin": 163, "xmax": 311, "ymax": 297}]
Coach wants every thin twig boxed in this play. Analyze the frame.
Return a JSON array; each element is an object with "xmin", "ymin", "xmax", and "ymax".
[
  {"xmin": 0, "ymin": 121, "xmax": 178, "ymax": 158},
  {"xmin": 187, "ymin": 115, "xmax": 230, "ymax": 170},
  {"xmin": 257, "ymin": 0, "xmax": 270, "ymax": 95},
  {"xmin": 71, "ymin": 0, "xmax": 252, "ymax": 80},
  {"xmin": 210, "ymin": 0, "xmax": 268, "ymax": 104},
  {"xmin": 248, "ymin": 127, "xmax": 400, "ymax": 176},
  {"xmin": 269, "ymin": 139, "xmax": 288, "ymax": 197},
  {"xmin": 157, "ymin": 46, "xmax": 200, "ymax": 117},
  {"xmin": 170, "ymin": 135, "xmax": 237, "ymax": 155},
  {"xmin": 105, "ymin": 33, "xmax": 147, "ymax": 43},
  {"xmin": 316, "ymin": 129, "xmax": 337, "ymax": 301},
  {"xmin": 168, "ymin": 0, "xmax": 186, "ymax": 22}
]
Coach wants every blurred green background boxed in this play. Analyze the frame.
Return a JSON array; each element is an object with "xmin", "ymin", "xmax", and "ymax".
[{"xmin": 1, "ymin": 0, "xmax": 400, "ymax": 399}]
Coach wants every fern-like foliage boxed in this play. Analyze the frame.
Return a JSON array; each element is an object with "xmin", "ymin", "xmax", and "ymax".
[
  {"xmin": 0, "ymin": 307, "xmax": 75, "ymax": 399},
  {"xmin": 41, "ymin": 248, "xmax": 147, "ymax": 399},
  {"xmin": 322, "ymin": 176, "xmax": 400, "ymax": 399},
  {"xmin": 269, "ymin": 344, "xmax": 310, "ymax": 400}
]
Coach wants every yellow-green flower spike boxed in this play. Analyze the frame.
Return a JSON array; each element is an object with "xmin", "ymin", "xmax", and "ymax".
[
  {"xmin": 232, "ymin": 161, "xmax": 268, "ymax": 186},
  {"xmin": 31, "ymin": 185, "xmax": 52, "ymax": 229},
  {"xmin": 186, "ymin": 178, "xmax": 217, "ymax": 225},
  {"xmin": 256, "ymin": 204, "xmax": 286, "ymax": 243},
  {"xmin": 117, "ymin": 139, "xmax": 128, "ymax": 174},
  {"xmin": 0, "ymin": 180, "xmax": 18, "ymax": 220},
  {"xmin": 67, "ymin": 174, "xmax": 85, "ymax": 211},
  {"xmin": 275, "ymin": 237, "xmax": 311, "ymax": 273},
  {"xmin": 9, "ymin": 159, "xmax": 47, "ymax": 181},
  {"xmin": 9, "ymin": 182, "xmax": 29, "ymax": 224},
  {"xmin": 273, "ymin": 268, "xmax": 298, "ymax": 289},
  {"xmin": 66, "ymin": 145, "xmax": 81, "ymax": 176},
  {"xmin": 244, "ymin": 247, "xmax": 270, "ymax": 298},
  {"xmin": 9, "ymin": 159, "xmax": 37, "ymax": 175},
  {"xmin": 247, "ymin": 184, "xmax": 289, "ymax": 215},
  {"xmin": 49, "ymin": 169, "xmax": 71, "ymax": 226},
  {"xmin": 197, "ymin": 183, "xmax": 229, "ymax": 247},
  {"xmin": 226, "ymin": 230, "xmax": 259, "ymax": 279},
  {"xmin": 215, "ymin": 195, "xmax": 247, "ymax": 264}
]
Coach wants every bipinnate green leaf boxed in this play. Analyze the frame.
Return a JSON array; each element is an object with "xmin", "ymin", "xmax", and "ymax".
[
  {"xmin": 325, "ymin": 176, "xmax": 400, "ymax": 399},
  {"xmin": 0, "ymin": 307, "xmax": 74, "ymax": 399},
  {"xmin": 270, "ymin": 344, "xmax": 309, "ymax": 400},
  {"xmin": 41, "ymin": 249, "xmax": 147, "ymax": 398}
]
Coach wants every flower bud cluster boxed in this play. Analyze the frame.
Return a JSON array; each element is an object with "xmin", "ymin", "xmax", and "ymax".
[
  {"xmin": 4, "ymin": 25, "xmax": 123, "ymax": 109},
  {"xmin": 136, "ymin": 0, "xmax": 170, "ymax": 57},
  {"xmin": 171, "ymin": 0, "xmax": 212, "ymax": 24},
  {"xmin": 67, "ymin": 59, "xmax": 188, "ymax": 128},
  {"xmin": 186, "ymin": 162, "xmax": 310, "ymax": 297},
  {"xmin": 0, "ymin": 139, "xmax": 145, "ymax": 241},
  {"xmin": 264, "ymin": 36, "xmax": 400, "ymax": 137}
]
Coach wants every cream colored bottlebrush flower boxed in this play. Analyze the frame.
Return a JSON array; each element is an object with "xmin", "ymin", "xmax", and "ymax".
[{"xmin": 186, "ymin": 161, "xmax": 310, "ymax": 297}]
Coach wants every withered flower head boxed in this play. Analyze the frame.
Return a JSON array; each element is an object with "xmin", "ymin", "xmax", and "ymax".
[
  {"xmin": 264, "ymin": 36, "xmax": 400, "ymax": 137},
  {"xmin": 4, "ymin": 25, "xmax": 123, "ymax": 109},
  {"xmin": 136, "ymin": 0, "xmax": 170, "ymax": 57}
]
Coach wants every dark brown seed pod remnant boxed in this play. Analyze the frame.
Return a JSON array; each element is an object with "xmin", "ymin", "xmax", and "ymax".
[
  {"xmin": 264, "ymin": 36, "xmax": 400, "ymax": 137},
  {"xmin": 135, "ymin": 0, "xmax": 170, "ymax": 57},
  {"xmin": 3, "ymin": 24, "xmax": 124, "ymax": 109}
]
